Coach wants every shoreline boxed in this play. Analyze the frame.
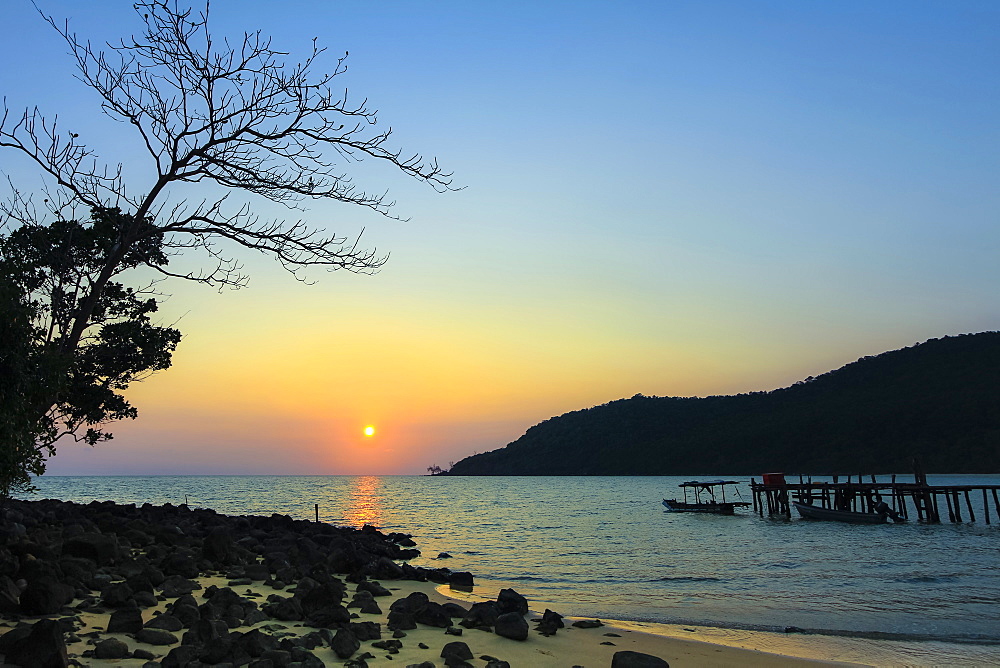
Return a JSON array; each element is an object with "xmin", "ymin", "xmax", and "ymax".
[
  {"xmin": 0, "ymin": 497, "xmax": 853, "ymax": 667},
  {"xmin": 435, "ymin": 583, "xmax": 1000, "ymax": 667},
  {"xmin": 2, "ymin": 497, "xmax": 993, "ymax": 666}
]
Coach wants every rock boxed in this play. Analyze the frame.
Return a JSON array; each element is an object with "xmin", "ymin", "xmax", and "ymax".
[
  {"xmin": 387, "ymin": 610, "xmax": 418, "ymax": 631},
  {"xmin": 62, "ymin": 532, "xmax": 119, "ymax": 566},
  {"xmin": 159, "ymin": 574, "xmax": 201, "ymax": 597},
  {"xmin": 331, "ymin": 627, "xmax": 360, "ymax": 659},
  {"xmin": 443, "ymin": 602, "xmax": 469, "ymax": 618},
  {"xmin": 359, "ymin": 597, "xmax": 382, "ymax": 614},
  {"xmin": 372, "ymin": 638, "xmax": 403, "ymax": 653},
  {"xmin": 107, "ymin": 607, "xmax": 144, "ymax": 633},
  {"xmin": 460, "ymin": 601, "xmax": 500, "ymax": 629},
  {"xmin": 449, "ymin": 571, "xmax": 475, "ymax": 587},
  {"xmin": 535, "ymin": 608, "xmax": 564, "ymax": 635},
  {"xmin": 441, "ymin": 640, "xmax": 474, "ymax": 661},
  {"xmin": 5, "ymin": 618, "xmax": 69, "ymax": 668},
  {"xmin": 95, "ymin": 637, "xmax": 130, "ymax": 659},
  {"xmin": 496, "ymin": 588, "xmax": 528, "ymax": 615},
  {"xmin": 414, "ymin": 601, "xmax": 453, "ymax": 628},
  {"xmin": 135, "ymin": 627, "xmax": 180, "ymax": 645},
  {"xmin": 494, "ymin": 611, "xmax": 529, "ymax": 641},
  {"xmin": 356, "ymin": 580, "xmax": 392, "ymax": 597},
  {"xmin": 350, "ymin": 620, "xmax": 382, "ymax": 641},
  {"xmin": 437, "ymin": 552, "xmax": 453, "ymax": 558},
  {"xmin": 446, "ymin": 625, "xmax": 463, "ymax": 635},
  {"xmin": 160, "ymin": 644, "xmax": 200, "ymax": 668},
  {"xmin": 571, "ymin": 618, "xmax": 604, "ymax": 628},
  {"xmin": 20, "ymin": 576, "xmax": 75, "ymax": 615},
  {"xmin": 485, "ymin": 661, "xmax": 511, "ymax": 668},
  {"xmin": 101, "ymin": 581, "xmax": 135, "ymax": 608},
  {"xmin": 133, "ymin": 647, "xmax": 156, "ymax": 660},
  {"xmin": 0, "ymin": 574, "xmax": 21, "ymax": 613},
  {"xmin": 245, "ymin": 562, "xmax": 271, "ymax": 580},
  {"xmin": 144, "ymin": 612, "xmax": 184, "ymax": 632},
  {"xmin": 202, "ymin": 525, "xmax": 238, "ymax": 563},
  {"xmin": 611, "ymin": 650, "xmax": 670, "ymax": 667}
]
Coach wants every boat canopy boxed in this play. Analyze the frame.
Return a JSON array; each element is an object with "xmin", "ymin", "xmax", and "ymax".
[{"xmin": 679, "ymin": 480, "xmax": 741, "ymax": 488}]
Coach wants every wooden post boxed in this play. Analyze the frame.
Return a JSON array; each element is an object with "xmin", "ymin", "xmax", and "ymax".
[
  {"xmin": 931, "ymin": 492, "xmax": 941, "ymax": 523},
  {"xmin": 992, "ymin": 489, "xmax": 1000, "ymax": 521},
  {"xmin": 983, "ymin": 488, "xmax": 990, "ymax": 525},
  {"xmin": 953, "ymin": 491, "xmax": 963, "ymax": 522},
  {"xmin": 944, "ymin": 492, "xmax": 955, "ymax": 522},
  {"xmin": 964, "ymin": 490, "xmax": 975, "ymax": 523},
  {"xmin": 315, "ymin": 504, "xmax": 319, "ymax": 523}
]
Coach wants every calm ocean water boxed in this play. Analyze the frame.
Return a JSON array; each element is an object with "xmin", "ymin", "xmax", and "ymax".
[{"xmin": 26, "ymin": 474, "xmax": 1000, "ymax": 665}]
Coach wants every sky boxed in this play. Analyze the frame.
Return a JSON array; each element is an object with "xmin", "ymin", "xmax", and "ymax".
[{"xmin": 2, "ymin": 1, "xmax": 998, "ymax": 475}]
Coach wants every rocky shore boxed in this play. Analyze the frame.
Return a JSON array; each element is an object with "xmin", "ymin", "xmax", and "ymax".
[{"xmin": 0, "ymin": 498, "xmax": 673, "ymax": 667}]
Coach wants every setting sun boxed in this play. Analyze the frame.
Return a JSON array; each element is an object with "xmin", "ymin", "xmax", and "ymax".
[{"xmin": 363, "ymin": 425, "xmax": 376, "ymax": 437}]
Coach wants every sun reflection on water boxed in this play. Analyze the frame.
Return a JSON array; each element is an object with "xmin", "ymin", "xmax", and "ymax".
[{"xmin": 342, "ymin": 475, "xmax": 384, "ymax": 528}]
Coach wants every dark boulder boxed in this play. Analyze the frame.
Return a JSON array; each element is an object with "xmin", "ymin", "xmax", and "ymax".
[
  {"xmin": 20, "ymin": 576, "xmax": 75, "ymax": 615},
  {"xmin": 331, "ymin": 627, "xmax": 360, "ymax": 659},
  {"xmin": 496, "ymin": 588, "xmax": 528, "ymax": 615},
  {"xmin": 202, "ymin": 525, "xmax": 238, "ymax": 564},
  {"xmin": 94, "ymin": 637, "xmax": 130, "ymax": 659},
  {"xmin": 62, "ymin": 533, "xmax": 119, "ymax": 566},
  {"xmin": 135, "ymin": 627, "xmax": 180, "ymax": 645},
  {"xmin": 443, "ymin": 602, "xmax": 469, "ymax": 618},
  {"xmin": 349, "ymin": 621, "xmax": 382, "ymax": 641},
  {"xmin": 144, "ymin": 612, "xmax": 184, "ymax": 632},
  {"xmin": 494, "ymin": 611, "xmax": 529, "ymax": 641},
  {"xmin": 107, "ymin": 607, "xmax": 144, "ymax": 633},
  {"xmin": 535, "ymin": 608, "xmax": 565, "ymax": 636},
  {"xmin": 159, "ymin": 574, "xmax": 201, "ymax": 598},
  {"xmin": 4, "ymin": 618, "xmax": 68, "ymax": 668},
  {"xmin": 611, "ymin": 650, "xmax": 670, "ymax": 668},
  {"xmin": 232, "ymin": 627, "xmax": 280, "ymax": 658},
  {"xmin": 101, "ymin": 581, "xmax": 135, "ymax": 608},
  {"xmin": 160, "ymin": 645, "xmax": 199, "ymax": 668},
  {"xmin": 448, "ymin": 571, "xmax": 475, "ymax": 587},
  {"xmin": 460, "ymin": 601, "xmax": 500, "ymax": 629},
  {"xmin": 0, "ymin": 574, "xmax": 23, "ymax": 613},
  {"xmin": 387, "ymin": 609, "xmax": 417, "ymax": 631},
  {"xmin": 414, "ymin": 601, "xmax": 453, "ymax": 628},
  {"xmin": 441, "ymin": 640, "xmax": 474, "ymax": 661}
]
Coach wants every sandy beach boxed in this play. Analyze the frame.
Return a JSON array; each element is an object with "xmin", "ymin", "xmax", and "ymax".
[
  {"xmin": 0, "ymin": 498, "xmax": 862, "ymax": 667},
  {"xmin": 57, "ymin": 575, "xmax": 852, "ymax": 667}
]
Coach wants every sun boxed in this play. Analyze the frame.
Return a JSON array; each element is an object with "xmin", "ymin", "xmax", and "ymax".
[{"xmin": 363, "ymin": 425, "xmax": 375, "ymax": 437}]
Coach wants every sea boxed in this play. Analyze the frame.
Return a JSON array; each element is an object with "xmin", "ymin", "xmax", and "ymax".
[{"xmin": 23, "ymin": 474, "xmax": 1000, "ymax": 666}]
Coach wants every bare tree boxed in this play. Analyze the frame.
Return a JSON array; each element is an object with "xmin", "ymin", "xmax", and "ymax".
[
  {"xmin": 0, "ymin": 1, "xmax": 456, "ymax": 476},
  {"xmin": 2, "ymin": 0, "xmax": 455, "ymax": 355}
]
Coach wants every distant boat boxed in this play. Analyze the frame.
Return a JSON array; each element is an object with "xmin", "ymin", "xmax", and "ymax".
[
  {"xmin": 662, "ymin": 480, "xmax": 750, "ymax": 515},
  {"xmin": 792, "ymin": 501, "xmax": 896, "ymax": 524}
]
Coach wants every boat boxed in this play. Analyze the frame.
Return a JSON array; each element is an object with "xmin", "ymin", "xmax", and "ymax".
[
  {"xmin": 792, "ymin": 501, "xmax": 902, "ymax": 524},
  {"xmin": 662, "ymin": 480, "xmax": 750, "ymax": 515}
]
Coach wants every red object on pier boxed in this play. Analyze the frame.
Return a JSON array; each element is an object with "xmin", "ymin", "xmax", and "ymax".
[{"xmin": 762, "ymin": 473, "xmax": 786, "ymax": 486}]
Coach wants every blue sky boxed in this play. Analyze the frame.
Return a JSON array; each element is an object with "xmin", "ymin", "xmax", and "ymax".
[{"xmin": 2, "ymin": 1, "xmax": 998, "ymax": 474}]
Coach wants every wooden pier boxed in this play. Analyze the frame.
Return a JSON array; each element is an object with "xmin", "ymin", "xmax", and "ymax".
[{"xmin": 750, "ymin": 473, "xmax": 1000, "ymax": 523}]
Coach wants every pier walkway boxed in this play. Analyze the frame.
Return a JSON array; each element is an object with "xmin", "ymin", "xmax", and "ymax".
[{"xmin": 750, "ymin": 473, "xmax": 1000, "ymax": 523}]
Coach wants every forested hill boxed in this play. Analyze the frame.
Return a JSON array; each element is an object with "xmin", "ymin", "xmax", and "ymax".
[{"xmin": 447, "ymin": 332, "xmax": 1000, "ymax": 475}]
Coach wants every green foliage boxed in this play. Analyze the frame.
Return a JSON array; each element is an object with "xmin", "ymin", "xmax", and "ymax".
[
  {"xmin": 448, "ymin": 333, "xmax": 1000, "ymax": 476},
  {"xmin": 0, "ymin": 207, "xmax": 181, "ymax": 497}
]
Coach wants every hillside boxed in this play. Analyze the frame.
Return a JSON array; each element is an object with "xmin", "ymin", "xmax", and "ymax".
[{"xmin": 447, "ymin": 332, "xmax": 1000, "ymax": 475}]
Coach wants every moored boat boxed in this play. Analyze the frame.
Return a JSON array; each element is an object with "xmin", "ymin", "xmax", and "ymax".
[
  {"xmin": 792, "ymin": 501, "xmax": 891, "ymax": 524},
  {"xmin": 663, "ymin": 480, "xmax": 750, "ymax": 515}
]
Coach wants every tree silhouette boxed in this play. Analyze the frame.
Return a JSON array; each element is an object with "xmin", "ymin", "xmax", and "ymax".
[{"xmin": 0, "ymin": 1, "xmax": 456, "ymax": 482}]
